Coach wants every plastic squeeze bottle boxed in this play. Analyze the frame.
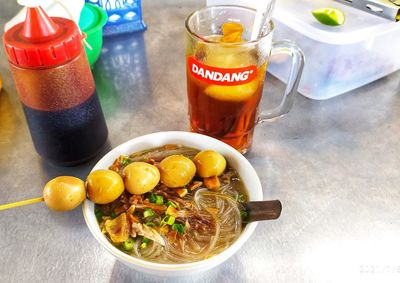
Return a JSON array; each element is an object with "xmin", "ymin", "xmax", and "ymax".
[{"xmin": 3, "ymin": 1, "xmax": 108, "ymax": 165}]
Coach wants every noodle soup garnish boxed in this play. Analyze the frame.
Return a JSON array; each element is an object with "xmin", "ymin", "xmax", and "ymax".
[{"xmin": 96, "ymin": 144, "xmax": 248, "ymax": 264}]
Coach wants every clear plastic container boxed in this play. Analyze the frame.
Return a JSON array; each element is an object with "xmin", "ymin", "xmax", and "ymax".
[
  {"xmin": 268, "ymin": 0, "xmax": 400, "ymax": 100},
  {"xmin": 86, "ymin": 0, "xmax": 146, "ymax": 36},
  {"xmin": 3, "ymin": 5, "xmax": 108, "ymax": 165}
]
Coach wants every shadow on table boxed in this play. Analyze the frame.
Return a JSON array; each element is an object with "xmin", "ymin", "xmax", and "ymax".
[
  {"xmin": 35, "ymin": 141, "xmax": 113, "ymax": 229},
  {"xmin": 39, "ymin": 140, "xmax": 113, "ymax": 180},
  {"xmin": 108, "ymin": 256, "xmax": 247, "ymax": 283},
  {"xmin": 91, "ymin": 31, "xmax": 152, "ymax": 119}
]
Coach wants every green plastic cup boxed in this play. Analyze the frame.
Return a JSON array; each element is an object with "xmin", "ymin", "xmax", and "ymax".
[{"xmin": 79, "ymin": 4, "xmax": 108, "ymax": 67}]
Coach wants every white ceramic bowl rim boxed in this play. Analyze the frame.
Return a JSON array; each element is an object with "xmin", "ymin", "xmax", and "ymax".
[{"xmin": 82, "ymin": 131, "xmax": 263, "ymax": 272}]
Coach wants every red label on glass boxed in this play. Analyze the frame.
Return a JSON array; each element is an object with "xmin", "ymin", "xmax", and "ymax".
[{"xmin": 188, "ymin": 56, "xmax": 257, "ymax": 86}]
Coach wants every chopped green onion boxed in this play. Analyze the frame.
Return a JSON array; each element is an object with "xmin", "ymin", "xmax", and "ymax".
[
  {"xmin": 140, "ymin": 237, "xmax": 151, "ymax": 249},
  {"xmin": 240, "ymin": 210, "xmax": 248, "ymax": 219},
  {"xmin": 172, "ymin": 223, "xmax": 185, "ymax": 234},
  {"xmin": 145, "ymin": 222, "xmax": 155, "ymax": 227},
  {"xmin": 160, "ymin": 215, "xmax": 175, "ymax": 226},
  {"xmin": 160, "ymin": 215, "xmax": 168, "ymax": 226},
  {"xmin": 166, "ymin": 215, "xmax": 175, "ymax": 225},
  {"xmin": 95, "ymin": 209, "xmax": 104, "ymax": 222},
  {"xmin": 123, "ymin": 238, "xmax": 135, "ymax": 251},
  {"xmin": 166, "ymin": 200, "xmax": 177, "ymax": 208},
  {"xmin": 149, "ymin": 194, "xmax": 164, "ymax": 205},
  {"xmin": 121, "ymin": 158, "xmax": 131, "ymax": 166},
  {"xmin": 155, "ymin": 195, "xmax": 164, "ymax": 205},
  {"xmin": 149, "ymin": 193, "xmax": 157, "ymax": 203},
  {"xmin": 236, "ymin": 194, "xmax": 245, "ymax": 203},
  {"xmin": 143, "ymin": 208, "xmax": 155, "ymax": 218},
  {"xmin": 110, "ymin": 211, "xmax": 117, "ymax": 219}
]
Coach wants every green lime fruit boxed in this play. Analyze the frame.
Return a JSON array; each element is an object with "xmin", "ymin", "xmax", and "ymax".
[{"xmin": 312, "ymin": 8, "xmax": 345, "ymax": 26}]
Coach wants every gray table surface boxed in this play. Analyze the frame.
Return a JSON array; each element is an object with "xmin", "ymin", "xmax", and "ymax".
[{"xmin": 1, "ymin": 1, "xmax": 400, "ymax": 283}]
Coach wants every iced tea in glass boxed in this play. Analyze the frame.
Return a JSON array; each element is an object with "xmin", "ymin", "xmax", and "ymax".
[{"xmin": 185, "ymin": 6, "xmax": 304, "ymax": 153}]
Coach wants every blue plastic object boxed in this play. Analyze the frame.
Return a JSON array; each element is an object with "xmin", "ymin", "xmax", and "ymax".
[{"xmin": 86, "ymin": 0, "xmax": 146, "ymax": 36}]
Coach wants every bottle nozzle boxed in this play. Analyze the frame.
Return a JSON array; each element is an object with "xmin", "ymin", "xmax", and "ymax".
[{"xmin": 21, "ymin": 5, "xmax": 59, "ymax": 40}]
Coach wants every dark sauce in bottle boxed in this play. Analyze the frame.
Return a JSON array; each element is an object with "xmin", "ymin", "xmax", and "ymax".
[
  {"xmin": 23, "ymin": 90, "xmax": 107, "ymax": 165},
  {"xmin": 9, "ymin": 50, "xmax": 108, "ymax": 165}
]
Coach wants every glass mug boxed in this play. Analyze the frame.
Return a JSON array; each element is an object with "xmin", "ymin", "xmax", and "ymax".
[{"xmin": 185, "ymin": 6, "xmax": 304, "ymax": 153}]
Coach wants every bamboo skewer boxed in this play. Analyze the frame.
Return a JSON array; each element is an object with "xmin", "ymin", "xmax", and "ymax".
[{"xmin": 0, "ymin": 197, "xmax": 44, "ymax": 211}]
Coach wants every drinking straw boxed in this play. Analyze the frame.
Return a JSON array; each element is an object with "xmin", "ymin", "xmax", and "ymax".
[{"xmin": 250, "ymin": 0, "xmax": 277, "ymax": 40}]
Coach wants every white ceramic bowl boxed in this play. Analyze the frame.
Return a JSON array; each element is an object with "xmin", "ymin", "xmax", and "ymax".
[{"xmin": 83, "ymin": 131, "xmax": 263, "ymax": 276}]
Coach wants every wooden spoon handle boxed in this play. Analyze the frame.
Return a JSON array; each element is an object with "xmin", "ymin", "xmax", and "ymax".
[{"xmin": 243, "ymin": 200, "xmax": 282, "ymax": 223}]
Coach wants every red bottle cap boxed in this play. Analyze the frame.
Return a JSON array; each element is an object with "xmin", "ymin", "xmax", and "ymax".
[{"xmin": 3, "ymin": 6, "xmax": 84, "ymax": 68}]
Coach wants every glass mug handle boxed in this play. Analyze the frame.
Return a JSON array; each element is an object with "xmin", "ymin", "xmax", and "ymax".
[{"xmin": 257, "ymin": 40, "xmax": 305, "ymax": 123}]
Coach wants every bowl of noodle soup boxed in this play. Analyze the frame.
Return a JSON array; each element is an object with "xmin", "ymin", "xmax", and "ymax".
[{"xmin": 83, "ymin": 131, "xmax": 263, "ymax": 275}]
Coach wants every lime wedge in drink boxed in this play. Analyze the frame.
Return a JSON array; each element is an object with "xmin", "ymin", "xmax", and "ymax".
[{"xmin": 312, "ymin": 8, "xmax": 345, "ymax": 26}]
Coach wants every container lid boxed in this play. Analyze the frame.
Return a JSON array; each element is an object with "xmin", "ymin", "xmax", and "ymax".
[
  {"xmin": 79, "ymin": 4, "xmax": 108, "ymax": 35},
  {"xmin": 273, "ymin": 0, "xmax": 400, "ymax": 45},
  {"xmin": 3, "ymin": 5, "xmax": 84, "ymax": 68}
]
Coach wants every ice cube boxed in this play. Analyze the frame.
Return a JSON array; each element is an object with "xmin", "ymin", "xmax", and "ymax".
[
  {"xmin": 193, "ymin": 22, "xmax": 257, "ymax": 70},
  {"xmin": 203, "ymin": 45, "xmax": 257, "ymax": 68}
]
